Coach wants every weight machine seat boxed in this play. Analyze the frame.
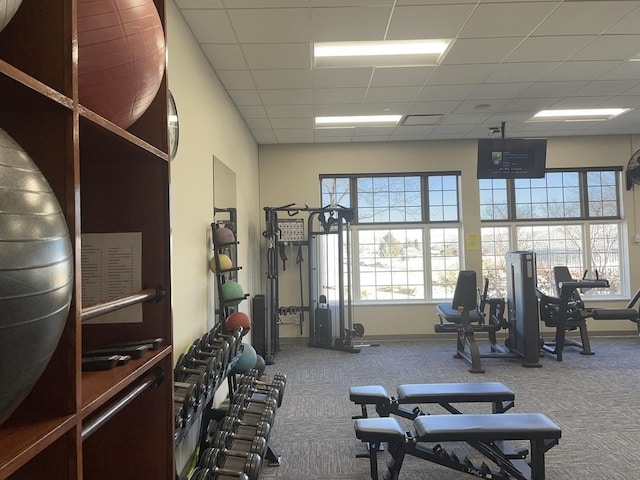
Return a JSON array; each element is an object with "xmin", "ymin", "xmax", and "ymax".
[
  {"xmin": 435, "ymin": 303, "xmax": 483, "ymax": 323},
  {"xmin": 413, "ymin": 413, "xmax": 561, "ymax": 443}
]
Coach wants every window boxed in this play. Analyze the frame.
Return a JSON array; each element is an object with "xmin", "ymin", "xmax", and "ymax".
[
  {"xmin": 479, "ymin": 168, "xmax": 624, "ymax": 297},
  {"xmin": 321, "ymin": 173, "xmax": 461, "ymax": 301}
]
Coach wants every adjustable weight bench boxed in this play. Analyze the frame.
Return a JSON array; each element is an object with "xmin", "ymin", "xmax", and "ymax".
[
  {"xmin": 349, "ymin": 381, "xmax": 515, "ymax": 419},
  {"xmin": 355, "ymin": 414, "xmax": 561, "ymax": 480}
]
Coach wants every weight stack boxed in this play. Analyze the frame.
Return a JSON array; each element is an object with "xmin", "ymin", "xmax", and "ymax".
[{"xmin": 252, "ymin": 295, "xmax": 267, "ymax": 358}]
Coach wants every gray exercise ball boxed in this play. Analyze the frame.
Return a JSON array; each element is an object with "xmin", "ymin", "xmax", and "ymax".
[
  {"xmin": 0, "ymin": 0, "xmax": 23, "ymax": 33},
  {"xmin": 0, "ymin": 127, "xmax": 73, "ymax": 426}
]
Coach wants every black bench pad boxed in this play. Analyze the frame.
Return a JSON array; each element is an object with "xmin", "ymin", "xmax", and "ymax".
[
  {"xmin": 354, "ymin": 417, "xmax": 405, "ymax": 443},
  {"xmin": 349, "ymin": 385, "xmax": 391, "ymax": 405},
  {"xmin": 414, "ymin": 413, "xmax": 561, "ymax": 442},
  {"xmin": 436, "ymin": 304, "xmax": 482, "ymax": 322},
  {"xmin": 397, "ymin": 382, "xmax": 514, "ymax": 404}
]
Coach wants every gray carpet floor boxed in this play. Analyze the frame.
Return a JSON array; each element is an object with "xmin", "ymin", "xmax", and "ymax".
[{"xmin": 260, "ymin": 334, "xmax": 640, "ymax": 479}]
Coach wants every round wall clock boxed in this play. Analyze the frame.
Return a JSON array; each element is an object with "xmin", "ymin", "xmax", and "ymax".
[{"xmin": 168, "ymin": 90, "xmax": 179, "ymax": 160}]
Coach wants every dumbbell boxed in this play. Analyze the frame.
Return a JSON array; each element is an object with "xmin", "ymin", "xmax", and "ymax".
[
  {"xmin": 187, "ymin": 343, "xmax": 226, "ymax": 388},
  {"xmin": 209, "ymin": 430, "xmax": 267, "ymax": 458},
  {"xmin": 236, "ymin": 376, "xmax": 285, "ymax": 407},
  {"xmin": 232, "ymin": 385, "xmax": 278, "ymax": 411},
  {"xmin": 174, "ymin": 353, "xmax": 216, "ymax": 389},
  {"xmin": 218, "ymin": 415, "xmax": 271, "ymax": 441},
  {"xmin": 198, "ymin": 335, "xmax": 234, "ymax": 375},
  {"xmin": 199, "ymin": 447, "xmax": 262, "ymax": 480},
  {"xmin": 174, "ymin": 383, "xmax": 198, "ymax": 421},
  {"xmin": 226, "ymin": 404, "xmax": 276, "ymax": 428},
  {"xmin": 174, "ymin": 404, "xmax": 185, "ymax": 434},
  {"xmin": 175, "ymin": 372, "xmax": 207, "ymax": 407},
  {"xmin": 190, "ymin": 468, "xmax": 248, "ymax": 480}
]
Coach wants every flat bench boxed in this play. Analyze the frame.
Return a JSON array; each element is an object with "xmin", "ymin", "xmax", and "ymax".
[
  {"xmin": 350, "ymin": 382, "xmax": 515, "ymax": 419},
  {"xmin": 355, "ymin": 415, "xmax": 561, "ymax": 480}
]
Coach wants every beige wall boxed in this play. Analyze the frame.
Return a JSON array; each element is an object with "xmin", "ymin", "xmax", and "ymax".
[
  {"xmin": 167, "ymin": 1, "xmax": 261, "ymax": 356},
  {"xmin": 259, "ymin": 135, "xmax": 640, "ymax": 338}
]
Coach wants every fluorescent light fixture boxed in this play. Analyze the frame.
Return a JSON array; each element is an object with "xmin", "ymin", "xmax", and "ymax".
[
  {"xmin": 629, "ymin": 52, "xmax": 640, "ymax": 61},
  {"xmin": 528, "ymin": 108, "xmax": 632, "ymax": 122},
  {"xmin": 315, "ymin": 115, "xmax": 402, "ymax": 128},
  {"xmin": 314, "ymin": 39, "xmax": 452, "ymax": 67}
]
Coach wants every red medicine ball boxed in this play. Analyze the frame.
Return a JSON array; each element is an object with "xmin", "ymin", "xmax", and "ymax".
[{"xmin": 225, "ymin": 312, "xmax": 251, "ymax": 336}]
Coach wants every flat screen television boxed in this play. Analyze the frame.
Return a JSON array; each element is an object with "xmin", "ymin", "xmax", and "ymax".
[{"xmin": 477, "ymin": 138, "xmax": 547, "ymax": 179}]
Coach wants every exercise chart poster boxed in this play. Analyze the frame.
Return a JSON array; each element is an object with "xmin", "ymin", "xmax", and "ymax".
[{"xmin": 81, "ymin": 232, "xmax": 142, "ymax": 324}]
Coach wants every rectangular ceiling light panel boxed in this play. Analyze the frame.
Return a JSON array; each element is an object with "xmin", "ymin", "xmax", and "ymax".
[
  {"xmin": 528, "ymin": 108, "xmax": 632, "ymax": 122},
  {"xmin": 314, "ymin": 39, "xmax": 452, "ymax": 68},
  {"xmin": 315, "ymin": 115, "xmax": 402, "ymax": 128}
]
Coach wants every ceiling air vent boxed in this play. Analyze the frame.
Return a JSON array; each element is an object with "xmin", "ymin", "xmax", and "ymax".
[{"xmin": 401, "ymin": 114, "xmax": 443, "ymax": 126}]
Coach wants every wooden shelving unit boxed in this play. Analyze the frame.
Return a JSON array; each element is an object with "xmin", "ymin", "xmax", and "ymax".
[{"xmin": 0, "ymin": 1, "xmax": 174, "ymax": 479}]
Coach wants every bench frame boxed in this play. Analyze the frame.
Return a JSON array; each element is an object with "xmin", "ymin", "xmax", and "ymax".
[{"xmin": 355, "ymin": 416, "xmax": 560, "ymax": 480}]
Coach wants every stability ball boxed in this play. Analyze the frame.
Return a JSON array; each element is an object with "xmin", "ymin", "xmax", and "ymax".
[
  {"xmin": 232, "ymin": 344, "xmax": 257, "ymax": 374},
  {"xmin": 77, "ymin": 0, "xmax": 166, "ymax": 129},
  {"xmin": 0, "ymin": 0, "xmax": 22, "ymax": 32},
  {"xmin": 214, "ymin": 227, "xmax": 235, "ymax": 247},
  {"xmin": 209, "ymin": 253, "xmax": 232, "ymax": 273},
  {"xmin": 225, "ymin": 312, "xmax": 251, "ymax": 336},
  {"xmin": 0, "ymin": 128, "xmax": 73, "ymax": 427},
  {"xmin": 221, "ymin": 281, "xmax": 244, "ymax": 306}
]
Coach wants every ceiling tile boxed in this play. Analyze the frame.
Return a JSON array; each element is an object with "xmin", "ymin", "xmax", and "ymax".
[
  {"xmin": 181, "ymin": 9, "xmax": 236, "ymax": 43},
  {"xmin": 442, "ymin": 37, "xmax": 523, "ymax": 65},
  {"xmin": 312, "ymin": 68, "xmax": 373, "ymax": 88},
  {"xmin": 394, "ymin": 125, "xmax": 436, "ymax": 135},
  {"xmin": 459, "ymin": 2, "xmax": 558, "ymax": 38},
  {"xmin": 270, "ymin": 117, "xmax": 314, "ymax": 129},
  {"xmin": 252, "ymin": 69, "xmax": 313, "ymax": 89},
  {"xmin": 312, "ymin": 0, "xmax": 392, "ymax": 6},
  {"xmin": 237, "ymin": 105, "xmax": 268, "ymax": 118},
  {"xmin": 484, "ymin": 62, "xmax": 561, "ymax": 83},
  {"xmin": 370, "ymin": 67, "xmax": 434, "ymax": 87},
  {"xmin": 427, "ymin": 64, "xmax": 498, "ymax": 86},
  {"xmin": 226, "ymin": 0, "xmax": 309, "ymax": 7},
  {"xmin": 245, "ymin": 118, "xmax": 273, "ymax": 129},
  {"xmin": 505, "ymin": 35, "xmax": 595, "ymax": 62},
  {"xmin": 313, "ymin": 103, "xmax": 363, "ymax": 115},
  {"xmin": 315, "ymin": 87, "xmax": 367, "ymax": 104},
  {"xmin": 202, "ymin": 44, "xmax": 248, "ymax": 69},
  {"xmin": 440, "ymin": 113, "xmax": 493, "ymax": 125},
  {"xmin": 228, "ymin": 8, "xmax": 310, "ymax": 43},
  {"xmin": 500, "ymin": 97, "xmax": 560, "ymax": 113},
  {"xmin": 469, "ymin": 83, "xmax": 533, "ymax": 100},
  {"xmin": 227, "ymin": 89, "xmax": 262, "ymax": 105},
  {"xmin": 519, "ymin": 81, "xmax": 590, "ymax": 98},
  {"xmin": 551, "ymin": 96, "xmax": 611, "ymax": 109},
  {"xmin": 606, "ymin": 5, "xmax": 640, "ymax": 34},
  {"xmin": 260, "ymin": 89, "xmax": 313, "ymax": 105},
  {"xmin": 360, "ymin": 103, "xmax": 411, "ymax": 114},
  {"xmin": 570, "ymin": 35, "xmax": 640, "ymax": 62},
  {"xmin": 241, "ymin": 44, "xmax": 311, "ymax": 69},
  {"xmin": 417, "ymin": 84, "xmax": 476, "ymax": 101},
  {"xmin": 541, "ymin": 61, "xmax": 624, "ymax": 82},
  {"xmin": 365, "ymin": 86, "xmax": 422, "ymax": 103},
  {"xmin": 176, "ymin": 0, "xmax": 223, "ymax": 8},
  {"xmin": 251, "ymin": 129, "xmax": 277, "ymax": 143},
  {"xmin": 387, "ymin": 4, "xmax": 476, "ymax": 39},
  {"xmin": 311, "ymin": 6, "xmax": 392, "ymax": 42},
  {"xmin": 533, "ymin": 1, "xmax": 637, "ymax": 36},
  {"xmin": 216, "ymin": 70, "xmax": 256, "ymax": 90},
  {"xmin": 597, "ymin": 62, "xmax": 640, "ymax": 81},
  {"xmin": 454, "ymin": 99, "xmax": 509, "ymax": 114},
  {"xmin": 408, "ymin": 101, "xmax": 462, "ymax": 115},
  {"xmin": 575, "ymin": 80, "xmax": 640, "ymax": 97},
  {"xmin": 314, "ymin": 128, "xmax": 355, "ymax": 138},
  {"xmin": 265, "ymin": 104, "xmax": 315, "ymax": 118}
]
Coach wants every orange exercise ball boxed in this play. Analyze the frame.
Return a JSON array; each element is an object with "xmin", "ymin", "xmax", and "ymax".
[
  {"xmin": 77, "ymin": 0, "xmax": 166, "ymax": 129},
  {"xmin": 209, "ymin": 254, "xmax": 232, "ymax": 273},
  {"xmin": 225, "ymin": 312, "xmax": 251, "ymax": 336}
]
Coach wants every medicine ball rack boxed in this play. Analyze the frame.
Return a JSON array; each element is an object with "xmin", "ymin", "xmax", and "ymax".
[
  {"xmin": 211, "ymin": 207, "xmax": 249, "ymax": 323},
  {"xmin": 257, "ymin": 204, "xmax": 368, "ymax": 361}
]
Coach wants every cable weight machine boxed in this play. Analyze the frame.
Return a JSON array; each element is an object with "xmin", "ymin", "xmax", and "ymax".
[{"xmin": 260, "ymin": 204, "xmax": 367, "ymax": 359}]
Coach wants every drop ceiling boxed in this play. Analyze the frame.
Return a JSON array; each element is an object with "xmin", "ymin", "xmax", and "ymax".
[{"xmin": 175, "ymin": 0, "xmax": 640, "ymax": 144}]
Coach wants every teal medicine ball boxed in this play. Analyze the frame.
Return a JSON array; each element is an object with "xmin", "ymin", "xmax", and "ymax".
[{"xmin": 232, "ymin": 343, "xmax": 257, "ymax": 374}]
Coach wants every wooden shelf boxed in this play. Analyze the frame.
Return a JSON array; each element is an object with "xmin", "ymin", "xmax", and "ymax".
[
  {"xmin": 82, "ymin": 347, "xmax": 172, "ymax": 418},
  {"xmin": 0, "ymin": 0, "xmax": 174, "ymax": 478}
]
